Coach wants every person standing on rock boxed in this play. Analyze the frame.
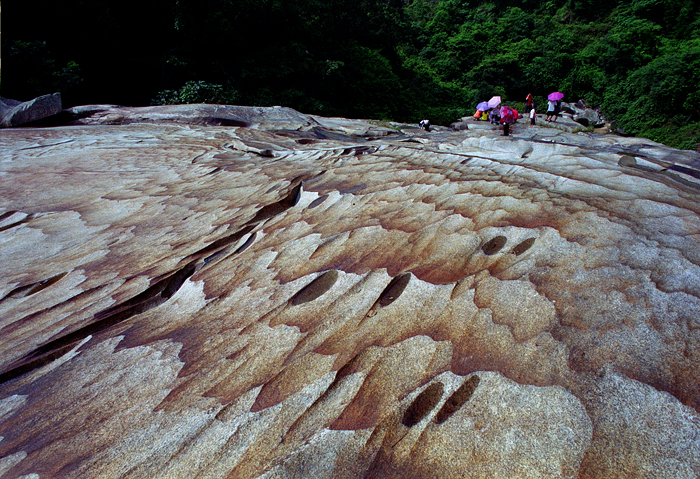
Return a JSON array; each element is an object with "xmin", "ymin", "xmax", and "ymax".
[
  {"xmin": 546, "ymin": 98, "xmax": 556, "ymax": 122},
  {"xmin": 552, "ymin": 100, "xmax": 561, "ymax": 122},
  {"xmin": 529, "ymin": 104, "xmax": 537, "ymax": 127},
  {"xmin": 525, "ymin": 93, "xmax": 534, "ymax": 111}
]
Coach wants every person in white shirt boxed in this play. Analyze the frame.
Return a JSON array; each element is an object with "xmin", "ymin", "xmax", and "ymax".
[{"xmin": 546, "ymin": 99, "xmax": 555, "ymax": 122}]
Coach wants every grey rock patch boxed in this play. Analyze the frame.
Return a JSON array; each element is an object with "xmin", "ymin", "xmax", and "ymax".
[{"xmin": 1, "ymin": 93, "xmax": 62, "ymax": 127}]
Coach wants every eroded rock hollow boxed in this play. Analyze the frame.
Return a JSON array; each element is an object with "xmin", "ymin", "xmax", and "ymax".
[{"xmin": 1, "ymin": 105, "xmax": 699, "ymax": 478}]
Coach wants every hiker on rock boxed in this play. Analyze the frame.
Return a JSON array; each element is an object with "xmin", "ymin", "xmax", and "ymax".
[
  {"xmin": 525, "ymin": 93, "xmax": 534, "ymax": 111},
  {"xmin": 552, "ymin": 100, "xmax": 561, "ymax": 122},
  {"xmin": 546, "ymin": 98, "xmax": 556, "ymax": 122}
]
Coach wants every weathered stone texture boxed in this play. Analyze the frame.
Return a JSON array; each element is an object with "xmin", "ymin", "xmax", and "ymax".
[
  {"xmin": 0, "ymin": 105, "xmax": 699, "ymax": 478},
  {"xmin": 1, "ymin": 93, "xmax": 62, "ymax": 127}
]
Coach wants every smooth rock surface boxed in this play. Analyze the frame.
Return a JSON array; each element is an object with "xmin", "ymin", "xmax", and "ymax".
[{"xmin": 1, "ymin": 104, "xmax": 699, "ymax": 478}]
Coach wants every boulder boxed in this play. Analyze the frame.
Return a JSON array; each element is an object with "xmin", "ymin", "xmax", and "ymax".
[
  {"xmin": 561, "ymin": 101, "xmax": 582, "ymax": 115},
  {"xmin": 561, "ymin": 101, "xmax": 606, "ymax": 128},
  {"xmin": 65, "ymin": 103, "xmax": 321, "ymax": 131},
  {"xmin": 0, "ymin": 105, "xmax": 699, "ymax": 478},
  {"xmin": 574, "ymin": 108, "xmax": 606, "ymax": 128},
  {"xmin": 0, "ymin": 98, "xmax": 23, "ymax": 111},
  {"xmin": 0, "ymin": 93, "xmax": 62, "ymax": 127}
]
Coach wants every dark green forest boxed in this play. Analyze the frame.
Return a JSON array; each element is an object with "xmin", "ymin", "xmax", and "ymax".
[{"xmin": 3, "ymin": 0, "xmax": 700, "ymax": 150}]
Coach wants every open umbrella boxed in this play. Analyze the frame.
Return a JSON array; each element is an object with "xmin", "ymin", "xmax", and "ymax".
[
  {"xmin": 487, "ymin": 96, "xmax": 502, "ymax": 109},
  {"xmin": 476, "ymin": 101, "xmax": 490, "ymax": 111},
  {"xmin": 548, "ymin": 92, "xmax": 564, "ymax": 101},
  {"xmin": 499, "ymin": 105, "xmax": 515, "ymax": 124}
]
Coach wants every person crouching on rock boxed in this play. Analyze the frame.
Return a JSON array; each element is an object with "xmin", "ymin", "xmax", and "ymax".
[
  {"xmin": 419, "ymin": 119, "xmax": 431, "ymax": 131},
  {"xmin": 500, "ymin": 106, "xmax": 515, "ymax": 136}
]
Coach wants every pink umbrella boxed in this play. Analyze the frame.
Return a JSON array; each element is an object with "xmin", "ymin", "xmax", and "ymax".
[
  {"xmin": 499, "ymin": 106, "xmax": 515, "ymax": 124},
  {"xmin": 548, "ymin": 92, "xmax": 564, "ymax": 101},
  {"xmin": 487, "ymin": 96, "xmax": 502, "ymax": 109}
]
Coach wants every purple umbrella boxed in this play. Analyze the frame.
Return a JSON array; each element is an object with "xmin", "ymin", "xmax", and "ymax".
[
  {"xmin": 477, "ymin": 101, "xmax": 490, "ymax": 111},
  {"xmin": 548, "ymin": 92, "xmax": 564, "ymax": 101},
  {"xmin": 487, "ymin": 96, "xmax": 502, "ymax": 109}
]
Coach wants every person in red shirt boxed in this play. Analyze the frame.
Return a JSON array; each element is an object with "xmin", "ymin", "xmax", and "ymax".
[{"xmin": 525, "ymin": 93, "xmax": 534, "ymax": 111}]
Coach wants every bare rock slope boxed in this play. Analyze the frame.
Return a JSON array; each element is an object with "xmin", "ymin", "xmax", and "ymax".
[{"xmin": 1, "ymin": 105, "xmax": 699, "ymax": 478}]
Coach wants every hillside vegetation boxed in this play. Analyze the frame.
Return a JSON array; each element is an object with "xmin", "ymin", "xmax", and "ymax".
[{"xmin": 3, "ymin": 0, "xmax": 700, "ymax": 149}]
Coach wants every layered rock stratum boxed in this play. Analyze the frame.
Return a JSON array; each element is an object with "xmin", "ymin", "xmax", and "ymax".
[{"xmin": 1, "ymin": 104, "xmax": 699, "ymax": 478}]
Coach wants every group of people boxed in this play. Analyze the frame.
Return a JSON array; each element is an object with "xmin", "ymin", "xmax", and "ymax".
[
  {"xmin": 479, "ymin": 104, "xmax": 518, "ymax": 136},
  {"xmin": 526, "ymin": 93, "xmax": 562, "ymax": 125},
  {"xmin": 420, "ymin": 92, "xmax": 563, "ymax": 136},
  {"xmin": 493, "ymin": 93, "xmax": 562, "ymax": 135}
]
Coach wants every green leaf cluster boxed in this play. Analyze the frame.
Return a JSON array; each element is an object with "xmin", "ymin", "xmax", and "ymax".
[
  {"xmin": 397, "ymin": 0, "xmax": 700, "ymax": 149},
  {"xmin": 5, "ymin": 40, "xmax": 83, "ymax": 99},
  {"xmin": 152, "ymin": 81, "xmax": 237, "ymax": 106}
]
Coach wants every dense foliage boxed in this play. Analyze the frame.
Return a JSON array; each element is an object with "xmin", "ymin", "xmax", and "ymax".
[{"xmin": 3, "ymin": 0, "xmax": 699, "ymax": 149}]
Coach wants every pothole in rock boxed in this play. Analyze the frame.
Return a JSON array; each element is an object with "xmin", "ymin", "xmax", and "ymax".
[
  {"xmin": 378, "ymin": 272, "xmax": 411, "ymax": 308},
  {"xmin": 308, "ymin": 194, "xmax": 329, "ymax": 209},
  {"xmin": 290, "ymin": 270, "xmax": 340, "ymax": 306},
  {"xmin": 435, "ymin": 374, "xmax": 480, "ymax": 425},
  {"xmin": 402, "ymin": 381, "xmax": 445, "ymax": 427},
  {"xmin": 482, "ymin": 235, "xmax": 507, "ymax": 255},
  {"xmin": 511, "ymin": 237, "xmax": 536, "ymax": 256}
]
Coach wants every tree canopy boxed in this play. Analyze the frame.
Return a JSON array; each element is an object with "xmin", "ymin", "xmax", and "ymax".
[{"xmin": 3, "ymin": 0, "xmax": 699, "ymax": 149}]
